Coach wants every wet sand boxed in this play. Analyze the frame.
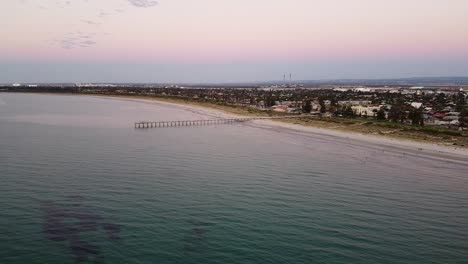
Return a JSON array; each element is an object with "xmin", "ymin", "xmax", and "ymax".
[
  {"xmin": 9, "ymin": 93, "xmax": 467, "ymax": 164},
  {"xmin": 94, "ymin": 95, "xmax": 468, "ymax": 165}
]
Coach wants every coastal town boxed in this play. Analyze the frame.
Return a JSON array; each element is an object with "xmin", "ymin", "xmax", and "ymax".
[
  {"xmin": 4, "ymin": 1, "xmax": 468, "ymax": 263},
  {"xmin": 2, "ymin": 83, "xmax": 467, "ymax": 132}
]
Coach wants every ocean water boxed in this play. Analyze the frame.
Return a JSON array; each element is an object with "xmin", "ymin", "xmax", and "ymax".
[{"xmin": 0, "ymin": 93, "xmax": 467, "ymax": 264}]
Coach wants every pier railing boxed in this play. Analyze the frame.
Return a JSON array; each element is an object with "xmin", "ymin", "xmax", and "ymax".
[{"xmin": 134, "ymin": 116, "xmax": 304, "ymax": 129}]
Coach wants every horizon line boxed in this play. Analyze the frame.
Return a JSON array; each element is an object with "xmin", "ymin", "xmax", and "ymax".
[{"xmin": 2, "ymin": 76, "xmax": 468, "ymax": 85}]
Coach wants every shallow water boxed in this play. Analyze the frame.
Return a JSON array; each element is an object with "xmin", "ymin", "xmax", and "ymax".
[{"xmin": 1, "ymin": 93, "xmax": 467, "ymax": 264}]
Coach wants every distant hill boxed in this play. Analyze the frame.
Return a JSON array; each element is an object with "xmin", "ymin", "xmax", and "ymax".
[
  {"xmin": 290, "ymin": 77, "xmax": 468, "ymax": 86},
  {"xmin": 185, "ymin": 77, "xmax": 468, "ymax": 87},
  {"xmin": 2, "ymin": 77, "xmax": 468, "ymax": 87}
]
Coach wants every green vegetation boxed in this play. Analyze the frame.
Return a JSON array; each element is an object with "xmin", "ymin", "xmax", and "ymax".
[
  {"xmin": 460, "ymin": 107, "xmax": 468, "ymax": 128},
  {"xmin": 4, "ymin": 85, "xmax": 468, "ymax": 148}
]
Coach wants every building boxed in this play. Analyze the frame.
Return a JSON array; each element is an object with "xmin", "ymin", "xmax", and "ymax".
[
  {"xmin": 351, "ymin": 105, "xmax": 381, "ymax": 117},
  {"xmin": 410, "ymin": 102, "xmax": 423, "ymax": 109}
]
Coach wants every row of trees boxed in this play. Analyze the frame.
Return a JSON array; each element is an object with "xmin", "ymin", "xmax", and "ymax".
[
  {"xmin": 460, "ymin": 107, "xmax": 468, "ymax": 128},
  {"xmin": 301, "ymin": 98, "xmax": 426, "ymax": 126}
]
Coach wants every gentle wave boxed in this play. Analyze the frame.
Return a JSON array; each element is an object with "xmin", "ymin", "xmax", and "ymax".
[{"xmin": 1, "ymin": 93, "xmax": 467, "ymax": 264}]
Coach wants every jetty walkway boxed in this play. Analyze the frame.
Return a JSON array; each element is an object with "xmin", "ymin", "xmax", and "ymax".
[{"xmin": 134, "ymin": 116, "xmax": 304, "ymax": 129}]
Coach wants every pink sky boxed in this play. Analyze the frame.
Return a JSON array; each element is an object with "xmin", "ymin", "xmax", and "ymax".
[{"xmin": 1, "ymin": 0, "xmax": 468, "ymax": 82}]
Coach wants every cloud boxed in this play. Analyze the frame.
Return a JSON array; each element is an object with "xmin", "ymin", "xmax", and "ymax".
[
  {"xmin": 52, "ymin": 32, "xmax": 98, "ymax": 49},
  {"xmin": 41, "ymin": 0, "xmax": 160, "ymax": 49},
  {"xmin": 54, "ymin": 0, "xmax": 72, "ymax": 9},
  {"xmin": 127, "ymin": 0, "xmax": 158, "ymax": 8},
  {"xmin": 78, "ymin": 40, "xmax": 97, "ymax": 47},
  {"xmin": 98, "ymin": 11, "xmax": 111, "ymax": 18},
  {"xmin": 81, "ymin": 19, "xmax": 101, "ymax": 26}
]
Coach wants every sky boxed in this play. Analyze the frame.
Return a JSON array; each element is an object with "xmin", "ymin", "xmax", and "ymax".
[{"xmin": 1, "ymin": 0, "xmax": 468, "ymax": 83}]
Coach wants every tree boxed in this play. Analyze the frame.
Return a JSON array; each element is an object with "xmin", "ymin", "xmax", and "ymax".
[
  {"xmin": 388, "ymin": 102, "xmax": 409, "ymax": 123},
  {"xmin": 376, "ymin": 107, "xmax": 386, "ymax": 120},
  {"xmin": 388, "ymin": 104, "xmax": 403, "ymax": 122},
  {"xmin": 409, "ymin": 107, "xmax": 424, "ymax": 126},
  {"xmin": 264, "ymin": 91, "xmax": 276, "ymax": 107},
  {"xmin": 343, "ymin": 105, "xmax": 356, "ymax": 118},
  {"xmin": 334, "ymin": 106, "xmax": 344, "ymax": 117},
  {"xmin": 455, "ymin": 91, "xmax": 467, "ymax": 112},
  {"xmin": 318, "ymin": 97, "xmax": 326, "ymax": 113},
  {"xmin": 460, "ymin": 107, "xmax": 468, "ymax": 128},
  {"xmin": 434, "ymin": 93, "xmax": 447, "ymax": 112},
  {"xmin": 303, "ymin": 100, "xmax": 312, "ymax": 113}
]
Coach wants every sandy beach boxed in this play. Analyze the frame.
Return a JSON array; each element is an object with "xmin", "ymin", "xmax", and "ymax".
[
  {"xmin": 90, "ymin": 95, "xmax": 468, "ymax": 164},
  {"xmin": 9, "ymin": 92, "xmax": 467, "ymax": 162}
]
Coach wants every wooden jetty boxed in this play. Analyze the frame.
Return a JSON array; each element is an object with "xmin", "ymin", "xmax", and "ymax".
[{"xmin": 134, "ymin": 116, "xmax": 304, "ymax": 129}]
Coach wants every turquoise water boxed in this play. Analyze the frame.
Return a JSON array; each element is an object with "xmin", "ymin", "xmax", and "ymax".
[{"xmin": 0, "ymin": 93, "xmax": 467, "ymax": 264}]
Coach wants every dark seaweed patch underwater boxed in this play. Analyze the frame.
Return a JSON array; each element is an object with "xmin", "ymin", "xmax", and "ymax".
[
  {"xmin": 2, "ymin": 94, "xmax": 468, "ymax": 264},
  {"xmin": 183, "ymin": 221, "xmax": 212, "ymax": 255},
  {"xmin": 41, "ymin": 195, "xmax": 121, "ymax": 263}
]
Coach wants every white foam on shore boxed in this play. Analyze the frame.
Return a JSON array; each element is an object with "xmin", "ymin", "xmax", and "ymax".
[
  {"xmin": 250, "ymin": 119, "xmax": 468, "ymax": 164},
  {"xmin": 91, "ymin": 95, "xmax": 468, "ymax": 163}
]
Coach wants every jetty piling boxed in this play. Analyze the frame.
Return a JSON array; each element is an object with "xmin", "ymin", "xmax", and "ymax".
[{"xmin": 134, "ymin": 116, "xmax": 305, "ymax": 129}]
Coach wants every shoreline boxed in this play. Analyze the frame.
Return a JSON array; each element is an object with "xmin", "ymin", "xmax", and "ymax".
[
  {"xmin": 4, "ymin": 92, "xmax": 468, "ymax": 162},
  {"xmin": 89, "ymin": 94, "xmax": 468, "ymax": 162}
]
